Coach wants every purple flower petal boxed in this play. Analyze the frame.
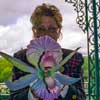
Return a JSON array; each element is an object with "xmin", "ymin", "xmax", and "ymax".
[
  {"xmin": 26, "ymin": 36, "xmax": 62, "ymax": 68},
  {"xmin": 31, "ymin": 79, "xmax": 61, "ymax": 100}
]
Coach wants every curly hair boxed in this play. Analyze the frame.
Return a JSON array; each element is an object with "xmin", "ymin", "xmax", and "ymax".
[{"xmin": 30, "ymin": 3, "xmax": 62, "ymax": 28}]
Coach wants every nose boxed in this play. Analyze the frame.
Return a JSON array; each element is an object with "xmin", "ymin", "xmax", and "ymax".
[{"xmin": 42, "ymin": 25, "xmax": 50, "ymax": 29}]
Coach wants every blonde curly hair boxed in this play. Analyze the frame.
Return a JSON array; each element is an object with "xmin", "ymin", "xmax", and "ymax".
[{"xmin": 30, "ymin": 3, "xmax": 62, "ymax": 28}]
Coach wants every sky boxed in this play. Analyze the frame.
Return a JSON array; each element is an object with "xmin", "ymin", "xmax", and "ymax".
[{"xmin": 0, "ymin": 0, "xmax": 87, "ymax": 55}]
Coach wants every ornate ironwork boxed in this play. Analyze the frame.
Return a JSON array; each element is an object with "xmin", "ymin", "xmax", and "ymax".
[{"xmin": 65, "ymin": 0, "xmax": 100, "ymax": 100}]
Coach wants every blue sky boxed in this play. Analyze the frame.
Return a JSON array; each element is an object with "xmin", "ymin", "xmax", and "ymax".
[{"xmin": 0, "ymin": 0, "xmax": 87, "ymax": 55}]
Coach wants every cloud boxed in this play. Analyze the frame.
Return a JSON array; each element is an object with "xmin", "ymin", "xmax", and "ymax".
[
  {"xmin": 58, "ymin": 30, "xmax": 87, "ymax": 55},
  {"xmin": 0, "ymin": 14, "xmax": 87, "ymax": 55},
  {"xmin": 0, "ymin": 0, "xmax": 87, "ymax": 55},
  {"xmin": 0, "ymin": 16, "xmax": 32, "ymax": 55},
  {"xmin": 0, "ymin": 0, "xmax": 73, "ymax": 25},
  {"xmin": 59, "ymin": 12, "xmax": 87, "ymax": 55}
]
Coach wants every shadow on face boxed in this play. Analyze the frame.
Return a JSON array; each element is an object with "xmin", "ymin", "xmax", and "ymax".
[{"xmin": 32, "ymin": 16, "xmax": 61, "ymax": 41}]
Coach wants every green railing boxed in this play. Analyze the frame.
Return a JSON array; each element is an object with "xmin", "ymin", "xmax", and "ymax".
[
  {"xmin": 0, "ymin": 95, "xmax": 9, "ymax": 100},
  {"xmin": 65, "ymin": 0, "xmax": 100, "ymax": 99}
]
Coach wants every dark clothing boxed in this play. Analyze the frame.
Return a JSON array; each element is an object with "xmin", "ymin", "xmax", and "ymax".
[{"xmin": 9, "ymin": 48, "xmax": 86, "ymax": 100}]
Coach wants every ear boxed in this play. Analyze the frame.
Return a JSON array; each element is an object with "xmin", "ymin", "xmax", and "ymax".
[
  {"xmin": 32, "ymin": 26, "xmax": 37, "ymax": 33},
  {"xmin": 57, "ymin": 28, "xmax": 61, "ymax": 38},
  {"xmin": 32, "ymin": 26, "xmax": 37, "ymax": 38},
  {"xmin": 57, "ymin": 28, "xmax": 61, "ymax": 33}
]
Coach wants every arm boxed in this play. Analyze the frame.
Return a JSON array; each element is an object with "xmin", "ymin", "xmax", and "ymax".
[
  {"xmin": 9, "ymin": 50, "xmax": 29, "ymax": 100},
  {"xmin": 67, "ymin": 53, "xmax": 86, "ymax": 100},
  {"xmin": 59, "ymin": 49, "xmax": 86, "ymax": 100}
]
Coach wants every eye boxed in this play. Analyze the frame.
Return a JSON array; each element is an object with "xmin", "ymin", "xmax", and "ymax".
[
  {"xmin": 48, "ymin": 27, "xmax": 57, "ymax": 32},
  {"xmin": 37, "ymin": 27, "xmax": 46, "ymax": 31}
]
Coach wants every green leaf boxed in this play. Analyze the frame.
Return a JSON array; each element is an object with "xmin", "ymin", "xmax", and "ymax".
[
  {"xmin": 0, "ymin": 52, "xmax": 37, "ymax": 73},
  {"xmin": 55, "ymin": 47, "xmax": 80, "ymax": 71}
]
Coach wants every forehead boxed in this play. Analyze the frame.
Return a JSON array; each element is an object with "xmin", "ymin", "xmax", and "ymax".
[{"xmin": 40, "ymin": 16, "xmax": 57, "ymax": 26}]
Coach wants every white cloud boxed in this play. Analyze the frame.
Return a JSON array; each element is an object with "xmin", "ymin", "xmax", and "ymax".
[
  {"xmin": 58, "ymin": 30, "xmax": 87, "ymax": 55},
  {"xmin": 0, "ymin": 0, "xmax": 87, "ymax": 55},
  {"xmin": 0, "ymin": 0, "xmax": 74, "ymax": 25},
  {"xmin": 0, "ymin": 16, "xmax": 32, "ymax": 55},
  {"xmin": 0, "ymin": 14, "xmax": 87, "ymax": 55}
]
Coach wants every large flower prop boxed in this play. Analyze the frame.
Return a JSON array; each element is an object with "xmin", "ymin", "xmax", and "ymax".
[{"xmin": 0, "ymin": 36, "xmax": 81, "ymax": 100}]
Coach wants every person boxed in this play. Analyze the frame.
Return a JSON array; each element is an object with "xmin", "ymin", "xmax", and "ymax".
[{"xmin": 9, "ymin": 3, "xmax": 86, "ymax": 100}]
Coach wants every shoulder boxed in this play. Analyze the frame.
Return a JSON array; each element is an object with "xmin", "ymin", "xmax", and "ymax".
[
  {"xmin": 62, "ymin": 48, "xmax": 83, "ymax": 59},
  {"xmin": 14, "ymin": 49, "xmax": 27, "ymax": 61},
  {"xmin": 13, "ymin": 49, "xmax": 34, "ymax": 67},
  {"xmin": 61, "ymin": 48, "xmax": 84, "ymax": 66},
  {"xmin": 12, "ymin": 49, "xmax": 31, "ymax": 82},
  {"xmin": 62, "ymin": 48, "xmax": 82, "ymax": 57}
]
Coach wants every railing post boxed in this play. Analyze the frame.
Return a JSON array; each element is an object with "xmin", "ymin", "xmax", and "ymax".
[{"xmin": 92, "ymin": 0, "xmax": 100, "ymax": 99}]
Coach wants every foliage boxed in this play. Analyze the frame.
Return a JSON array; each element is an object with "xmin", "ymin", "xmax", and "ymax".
[
  {"xmin": 82, "ymin": 56, "xmax": 88, "ymax": 80},
  {"xmin": 0, "ymin": 58, "xmax": 12, "ymax": 82}
]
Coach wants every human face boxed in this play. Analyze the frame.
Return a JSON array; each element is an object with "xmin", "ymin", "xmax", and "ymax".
[{"xmin": 33, "ymin": 16, "xmax": 60, "ymax": 41}]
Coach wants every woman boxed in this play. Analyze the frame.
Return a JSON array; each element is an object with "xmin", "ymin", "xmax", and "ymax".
[{"xmin": 9, "ymin": 3, "xmax": 86, "ymax": 100}]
